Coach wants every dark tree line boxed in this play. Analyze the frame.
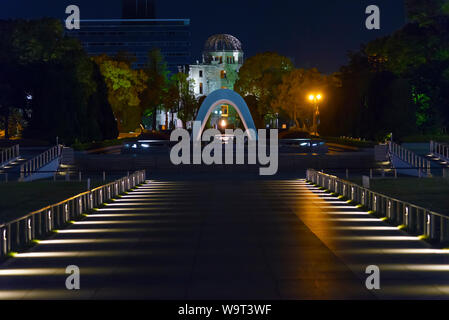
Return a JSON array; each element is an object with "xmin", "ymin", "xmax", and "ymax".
[
  {"xmin": 320, "ymin": 0, "xmax": 449, "ymax": 141},
  {"xmin": 0, "ymin": 18, "xmax": 118, "ymax": 144}
]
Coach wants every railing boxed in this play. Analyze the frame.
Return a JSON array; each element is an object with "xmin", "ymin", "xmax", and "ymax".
[
  {"xmin": 0, "ymin": 145, "xmax": 20, "ymax": 167},
  {"xmin": 389, "ymin": 142, "xmax": 431, "ymax": 176},
  {"xmin": 0, "ymin": 170, "xmax": 146, "ymax": 258},
  {"xmin": 430, "ymin": 140, "xmax": 449, "ymax": 160},
  {"xmin": 306, "ymin": 169, "xmax": 449, "ymax": 243},
  {"xmin": 19, "ymin": 145, "xmax": 63, "ymax": 180}
]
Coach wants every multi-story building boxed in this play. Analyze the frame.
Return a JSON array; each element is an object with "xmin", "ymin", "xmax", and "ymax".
[{"xmin": 66, "ymin": 0, "xmax": 191, "ymax": 73}]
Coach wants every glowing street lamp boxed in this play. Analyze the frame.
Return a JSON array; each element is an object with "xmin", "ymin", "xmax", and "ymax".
[{"xmin": 307, "ymin": 93, "xmax": 323, "ymax": 136}]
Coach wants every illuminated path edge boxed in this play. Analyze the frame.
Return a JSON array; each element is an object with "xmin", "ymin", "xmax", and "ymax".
[{"xmin": 0, "ymin": 179, "xmax": 448, "ymax": 299}]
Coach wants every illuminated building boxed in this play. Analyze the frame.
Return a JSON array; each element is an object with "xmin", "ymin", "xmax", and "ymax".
[{"xmin": 189, "ymin": 34, "xmax": 244, "ymax": 97}]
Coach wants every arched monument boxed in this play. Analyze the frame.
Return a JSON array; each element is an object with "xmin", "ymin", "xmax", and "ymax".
[{"xmin": 194, "ymin": 89, "xmax": 257, "ymax": 141}]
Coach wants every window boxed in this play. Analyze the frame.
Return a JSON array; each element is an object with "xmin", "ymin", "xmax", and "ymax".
[
  {"xmin": 199, "ymin": 70, "xmax": 203, "ymax": 78},
  {"xmin": 219, "ymin": 56, "xmax": 223, "ymax": 64},
  {"xmin": 221, "ymin": 105, "xmax": 228, "ymax": 116},
  {"xmin": 199, "ymin": 83, "xmax": 203, "ymax": 95}
]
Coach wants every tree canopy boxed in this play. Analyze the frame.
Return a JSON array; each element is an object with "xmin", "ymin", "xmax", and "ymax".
[
  {"xmin": 0, "ymin": 18, "xmax": 118, "ymax": 143},
  {"xmin": 93, "ymin": 54, "xmax": 147, "ymax": 132},
  {"xmin": 234, "ymin": 52, "xmax": 294, "ymax": 120},
  {"xmin": 272, "ymin": 68, "xmax": 340, "ymax": 129}
]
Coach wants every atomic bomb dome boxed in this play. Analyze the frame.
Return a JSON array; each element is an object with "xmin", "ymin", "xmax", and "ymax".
[{"xmin": 189, "ymin": 34, "xmax": 244, "ymax": 99}]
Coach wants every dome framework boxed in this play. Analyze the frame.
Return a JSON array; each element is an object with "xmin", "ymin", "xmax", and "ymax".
[{"xmin": 204, "ymin": 34, "xmax": 243, "ymax": 52}]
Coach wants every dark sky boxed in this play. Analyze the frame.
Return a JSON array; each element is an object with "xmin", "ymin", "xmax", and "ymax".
[{"xmin": 0, "ymin": 0, "xmax": 406, "ymax": 73}]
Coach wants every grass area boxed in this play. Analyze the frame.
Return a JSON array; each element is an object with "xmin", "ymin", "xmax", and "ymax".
[
  {"xmin": 0, "ymin": 180, "xmax": 111, "ymax": 223},
  {"xmin": 71, "ymin": 131, "xmax": 170, "ymax": 151},
  {"xmin": 349, "ymin": 177, "xmax": 449, "ymax": 215},
  {"xmin": 401, "ymin": 134, "xmax": 449, "ymax": 143},
  {"xmin": 321, "ymin": 136, "xmax": 377, "ymax": 148},
  {"xmin": 72, "ymin": 138, "xmax": 134, "ymax": 151}
]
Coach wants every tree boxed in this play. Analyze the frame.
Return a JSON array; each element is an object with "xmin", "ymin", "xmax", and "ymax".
[
  {"xmin": 87, "ymin": 63, "xmax": 119, "ymax": 140},
  {"xmin": 364, "ymin": 13, "xmax": 449, "ymax": 134},
  {"xmin": 272, "ymin": 68, "xmax": 339, "ymax": 130},
  {"xmin": 318, "ymin": 49, "xmax": 418, "ymax": 141},
  {"xmin": 234, "ymin": 52, "xmax": 294, "ymax": 120},
  {"xmin": 243, "ymin": 95, "xmax": 264, "ymax": 129},
  {"xmin": 173, "ymin": 72, "xmax": 199, "ymax": 128},
  {"xmin": 141, "ymin": 48, "xmax": 169, "ymax": 130},
  {"xmin": 0, "ymin": 20, "xmax": 27, "ymax": 139},
  {"xmin": 405, "ymin": 0, "xmax": 448, "ymax": 25},
  {"xmin": 162, "ymin": 78, "xmax": 179, "ymax": 129},
  {"xmin": 0, "ymin": 18, "xmax": 119, "ymax": 144},
  {"xmin": 93, "ymin": 54, "xmax": 147, "ymax": 132}
]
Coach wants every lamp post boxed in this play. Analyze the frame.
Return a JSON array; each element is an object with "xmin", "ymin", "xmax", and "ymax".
[{"xmin": 308, "ymin": 93, "xmax": 322, "ymax": 136}]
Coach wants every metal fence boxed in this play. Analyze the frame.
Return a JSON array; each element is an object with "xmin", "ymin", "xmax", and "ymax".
[
  {"xmin": 430, "ymin": 140, "xmax": 449, "ymax": 160},
  {"xmin": 389, "ymin": 141, "xmax": 431, "ymax": 176},
  {"xmin": 0, "ymin": 170, "xmax": 146, "ymax": 258},
  {"xmin": 0, "ymin": 145, "xmax": 20, "ymax": 167},
  {"xmin": 306, "ymin": 169, "xmax": 449, "ymax": 243},
  {"xmin": 19, "ymin": 145, "xmax": 63, "ymax": 180}
]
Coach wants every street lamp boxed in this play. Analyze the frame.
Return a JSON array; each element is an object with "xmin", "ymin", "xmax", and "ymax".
[{"xmin": 307, "ymin": 93, "xmax": 323, "ymax": 136}]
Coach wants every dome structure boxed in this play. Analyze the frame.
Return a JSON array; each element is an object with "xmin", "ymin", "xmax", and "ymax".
[{"xmin": 204, "ymin": 34, "xmax": 243, "ymax": 52}]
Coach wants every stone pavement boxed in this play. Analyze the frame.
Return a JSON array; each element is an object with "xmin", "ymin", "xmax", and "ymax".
[{"xmin": 0, "ymin": 177, "xmax": 447, "ymax": 299}]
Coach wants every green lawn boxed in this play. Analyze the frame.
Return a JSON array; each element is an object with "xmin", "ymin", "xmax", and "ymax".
[
  {"xmin": 350, "ymin": 177, "xmax": 449, "ymax": 215},
  {"xmin": 0, "ymin": 180, "xmax": 111, "ymax": 224}
]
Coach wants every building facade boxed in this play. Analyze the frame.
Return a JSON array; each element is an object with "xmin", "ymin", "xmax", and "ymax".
[
  {"xmin": 65, "ymin": 0, "xmax": 191, "ymax": 72},
  {"xmin": 66, "ymin": 19, "xmax": 190, "ymax": 72},
  {"xmin": 189, "ymin": 34, "xmax": 244, "ymax": 97}
]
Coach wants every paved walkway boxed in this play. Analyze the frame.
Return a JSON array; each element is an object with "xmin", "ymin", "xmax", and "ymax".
[{"xmin": 0, "ymin": 178, "xmax": 448, "ymax": 299}]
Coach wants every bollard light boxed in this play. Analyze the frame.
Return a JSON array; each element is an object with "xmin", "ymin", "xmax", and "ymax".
[
  {"xmin": 405, "ymin": 206, "xmax": 409, "ymax": 225},
  {"xmin": 3, "ymin": 229, "xmax": 6, "ymax": 241},
  {"xmin": 427, "ymin": 214, "xmax": 430, "ymax": 225}
]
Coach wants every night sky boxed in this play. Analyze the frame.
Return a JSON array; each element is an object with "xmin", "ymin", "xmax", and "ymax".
[{"xmin": 0, "ymin": 0, "xmax": 406, "ymax": 73}]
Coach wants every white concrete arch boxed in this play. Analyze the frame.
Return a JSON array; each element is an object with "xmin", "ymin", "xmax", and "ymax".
[{"xmin": 194, "ymin": 89, "xmax": 257, "ymax": 141}]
